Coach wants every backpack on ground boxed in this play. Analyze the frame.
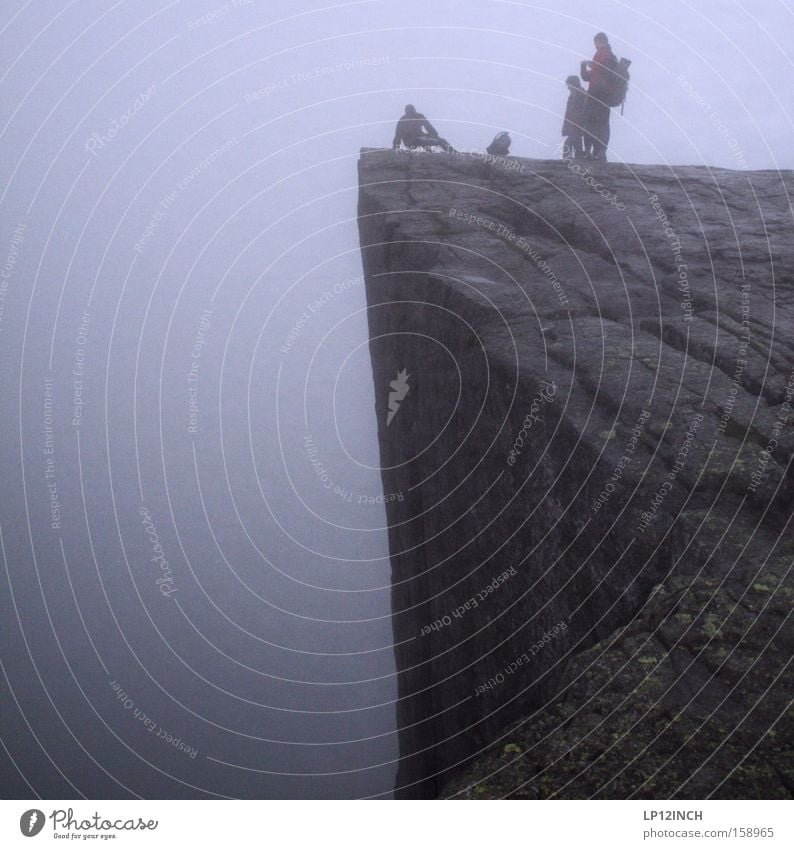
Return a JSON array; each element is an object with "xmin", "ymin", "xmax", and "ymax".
[
  {"xmin": 487, "ymin": 131, "xmax": 511, "ymax": 156},
  {"xmin": 603, "ymin": 57, "xmax": 631, "ymax": 111}
]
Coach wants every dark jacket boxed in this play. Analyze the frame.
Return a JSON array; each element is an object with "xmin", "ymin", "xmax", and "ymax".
[
  {"xmin": 393, "ymin": 113, "xmax": 438, "ymax": 147},
  {"xmin": 562, "ymin": 86, "xmax": 587, "ymax": 136}
]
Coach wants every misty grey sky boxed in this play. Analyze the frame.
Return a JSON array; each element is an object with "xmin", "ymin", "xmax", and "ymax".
[{"xmin": 0, "ymin": 0, "xmax": 791, "ymax": 800}]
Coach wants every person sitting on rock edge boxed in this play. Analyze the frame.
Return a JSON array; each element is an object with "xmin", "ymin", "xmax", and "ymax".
[
  {"xmin": 581, "ymin": 32, "xmax": 617, "ymax": 161},
  {"xmin": 392, "ymin": 104, "xmax": 457, "ymax": 153},
  {"xmin": 561, "ymin": 75, "xmax": 587, "ymax": 160}
]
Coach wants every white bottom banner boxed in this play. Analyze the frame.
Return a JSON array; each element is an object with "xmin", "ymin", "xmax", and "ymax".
[{"xmin": 1, "ymin": 800, "xmax": 791, "ymax": 848}]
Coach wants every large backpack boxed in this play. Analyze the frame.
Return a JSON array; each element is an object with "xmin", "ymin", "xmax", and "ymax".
[
  {"xmin": 486, "ymin": 131, "xmax": 511, "ymax": 156},
  {"xmin": 602, "ymin": 56, "xmax": 632, "ymax": 110}
]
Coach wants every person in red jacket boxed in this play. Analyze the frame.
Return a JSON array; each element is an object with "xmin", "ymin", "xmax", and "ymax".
[{"xmin": 581, "ymin": 32, "xmax": 617, "ymax": 161}]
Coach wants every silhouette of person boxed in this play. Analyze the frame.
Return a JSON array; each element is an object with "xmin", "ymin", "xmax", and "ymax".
[
  {"xmin": 581, "ymin": 32, "xmax": 617, "ymax": 161},
  {"xmin": 561, "ymin": 75, "xmax": 587, "ymax": 159},
  {"xmin": 392, "ymin": 105, "xmax": 456, "ymax": 153}
]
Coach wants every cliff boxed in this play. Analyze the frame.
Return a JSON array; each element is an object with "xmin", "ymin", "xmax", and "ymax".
[{"xmin": 357, "ymin": 149, "xmax": 794, "ymax": 799}]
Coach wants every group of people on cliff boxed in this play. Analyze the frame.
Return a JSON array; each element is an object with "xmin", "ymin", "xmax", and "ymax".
[{"xmin": 391, "ymin": 33, "xmax": 630, "ymax": 164}]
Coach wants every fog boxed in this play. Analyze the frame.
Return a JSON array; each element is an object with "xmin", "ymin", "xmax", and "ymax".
[{"xmin": 0, "ymin": 0, "xmax": 791, "ymax": 799}]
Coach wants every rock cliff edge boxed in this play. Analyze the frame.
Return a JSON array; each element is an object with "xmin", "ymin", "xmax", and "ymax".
[{"xmin": 357, "ymin": 149, "xmax": 793, "ymax": 799}]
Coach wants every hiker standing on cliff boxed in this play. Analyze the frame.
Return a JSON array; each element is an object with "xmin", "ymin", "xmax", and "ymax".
[
  {"xmin": 581, "ymin": 32, "xmax": 617, "ymax": 161},
  {"xmin": 561, "ymin": 75, "xmax": 587, "ymax": 159},
  {"xmin": 392, "ymin": 105, "xmax": 457, "ymax": 153}
]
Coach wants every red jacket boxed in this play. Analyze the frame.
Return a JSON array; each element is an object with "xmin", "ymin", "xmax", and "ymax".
[{"xmin": 583, "ymin": 45, "xmax": 616, "ymax": 95}]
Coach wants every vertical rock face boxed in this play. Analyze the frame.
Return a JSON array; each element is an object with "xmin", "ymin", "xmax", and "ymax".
[{"xmin": 357, "ymin": 149, "xmax": 793, "ymax": 799}]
